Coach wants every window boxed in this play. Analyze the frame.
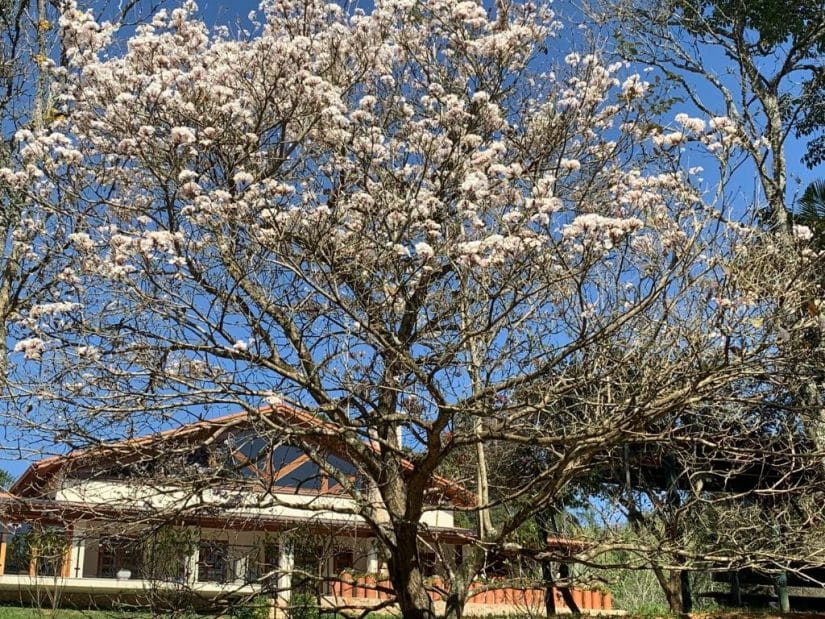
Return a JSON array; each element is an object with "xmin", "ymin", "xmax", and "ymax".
[
  {"xmin": 3, "ymin": 524, "xmax": 32, "ymax": 575},
  {"xmin": 250, "ymin": 541, "xmax": 279, "ymax": 583},
  {"xmin": 198, "ymin": 540, "xmax": 229, "ymax": 583},
  {"xmin": 224, "ymin": 432, "xmax": 362, "ymax": 493},
  {"xmin": 143, "ymin": 528, "xmax": 191, "ymax": 582},
  {"xmin": 333, "ymin": 548, "xmax": 353, "ymax": 573},
  {"xmin": 420, "ymin": 552, "xmax": 438, "ymax": 578},
  {"xmin": 98, "ymin": 537, "xmax": 142, "ymax": 578},
  {"xmin": 3, "ymin": 525, "xmax": 66, "ymax": 577}
]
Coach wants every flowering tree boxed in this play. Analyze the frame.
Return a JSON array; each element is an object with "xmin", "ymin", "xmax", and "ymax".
[
  {"xmin": 7, "ymin": 0, "xmax": 818, "ymax": 616},
  {"xmin": 0, "ymin": 0, "xmax": 162, "ymax": 433}
]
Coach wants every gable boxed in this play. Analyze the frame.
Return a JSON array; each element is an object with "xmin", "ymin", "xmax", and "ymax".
[
  {"xmin": 11, "ymin": 404, "xmax": 475, "ymax": 507},
  {"xmin": 225, "ymin": 430, "xmax": 361, "ymax": 494}
]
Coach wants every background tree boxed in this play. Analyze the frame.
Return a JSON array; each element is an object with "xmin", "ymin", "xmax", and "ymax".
[{"xmin": 597, "ymin": 0, "xmax": 825, "ymax": 225}]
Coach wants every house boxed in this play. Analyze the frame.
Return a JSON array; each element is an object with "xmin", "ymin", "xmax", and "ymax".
[{"xmin": 0, "ymin": 404, "xmax": 614, "ymax": 616}]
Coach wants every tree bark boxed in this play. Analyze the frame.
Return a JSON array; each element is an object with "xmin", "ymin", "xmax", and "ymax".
[
  {"xmin": 558, "ymin": 562, "xmax": 581, "ymax": 615},
  {"xmin": 653, "ymin": 565, "xmax": 684, "ymax": 615},
  {"xmin": 387, "ymin": 522, "xmax": 436, "ymax": 619},
  {"xmin": 534, "ymin": 513, "xmax": 558, "ymax": 617},
  {"xmin": 442, "ymin": 576, "xmax": 467, "ymax": 619},
  {"xmin": 541, "ymin": 558, "xmax": 557, "ymax": 617},
  {"xmin": 680, "ymin": 570, "xmax": 692, "ymax": 614}
]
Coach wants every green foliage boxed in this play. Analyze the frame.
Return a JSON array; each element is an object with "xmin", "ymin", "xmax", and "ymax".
[
  {"xmin": 0, "ymin": 468, "xmax": 13, "ymax": 490},
  {"xmin": 288, "ymin": 593, "xmax": 319, "ymax": 619},
  {"xmin": 231, "ymin": 596, "xmax": 270, "ymax": 619},
  {"xmin": 142, "ymin": 526, "xmax": 197, "ymax": 582},
  {"xmin": 677, "ymin": 0, "xmax": 825, "ymax": 49},
  {"xmin": 791, "ymin": 179, "xmax": 825, "ymax": 250},
  {"xmin": 799, "ymin": 179, "xmax": 825, "ymax": 222},
  {"xmin": 674, "ymin": 0, "xmax": 825, "ymax": 167}
]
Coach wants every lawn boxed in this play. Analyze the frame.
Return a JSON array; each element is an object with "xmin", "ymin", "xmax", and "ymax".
[{"xmin": 0, "ymin": 608, "xmax": 150, "ymax": 618}]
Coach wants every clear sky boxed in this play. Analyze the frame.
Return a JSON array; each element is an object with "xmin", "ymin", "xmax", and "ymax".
[{"xmin": 2, "ymin": 0, "xmax": 822, "ymax": 483}]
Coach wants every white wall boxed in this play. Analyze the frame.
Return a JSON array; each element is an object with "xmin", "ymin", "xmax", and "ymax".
[{"xmin": 56, "ymin": 480, "xmax": 454, "ymax": 529}]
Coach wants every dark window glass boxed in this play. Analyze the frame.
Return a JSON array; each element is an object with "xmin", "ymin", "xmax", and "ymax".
[
  {"xmin": 279, "ymin": 461, "xmax": 322, "ymax": 490},
  {"xmin": 3, "ymin": 524, "xmax": 32, "ymax": 575},
  {"xmin": 325, "ymin": 455, "xmax": 357, "ymax": 477},
  {"xmin": 98, "ymin": 537, "xmax": 142, "ymax": 578},
  {"xmin": 4, "ymin": 527, "xmax": 67, "ymax": 577},
  {"xmin": 251, "ymin": 542, "xmax": 279, "ymax": 584},
  {"xmin": 333, "ymin": 549, "xmax": 353, "ymax": 573},
  {"xmin": 198, "ymin": 541, "xmax": 229, "ymax": 583},
  {"xmin": 421, "ymin": 552, "xmax": 438, "ymax": 578},
  {"xmin": 271, "ymin": 445, "xmax": 305, "ymax": 472}
]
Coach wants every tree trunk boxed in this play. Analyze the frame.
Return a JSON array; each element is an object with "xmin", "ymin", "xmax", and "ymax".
[
  {"xmin": 762, "ymin": 92, "xmax": 788, "ymax": 230},
  {"xmin": 558, "ymin": 562, "xmax": 581, "ymax": 615},
  {"xmin": 443, "ymin": 579, "xmax": 467, "ymax": 619},
  {"xmin": 680, "ymin": 570, "xmax": 692, "ymax": 614},
  {"xmin": 387, "ymin": 522, "xmax": 436, "ymax": 619},
  {"xmin": 541, "ymin": 558, "xmax": 557, "ymax": 617},
  {"xmin": 653, "ymin": 566, "xmax": 686, "ymax": 616},
  {"xmin": 534, "ymin": 513, "xmax": 558, "ymax": 617},
  {"xmin": 775, "ymin": 571, "xmax": 790, "ymax": 613}
]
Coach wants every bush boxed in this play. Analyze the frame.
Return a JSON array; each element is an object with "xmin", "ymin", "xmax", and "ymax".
[
  {"xmin": 288, "ymin": 593, "xmax": 319, "ymax": 619},
  {"xmin": 232, "ymin": 596, "xmax": 271, "ymax": 619}
]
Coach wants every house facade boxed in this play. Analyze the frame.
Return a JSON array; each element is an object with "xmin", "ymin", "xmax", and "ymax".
[{"xmin": 0, "ymin": 405, "xmax": 614, "ymax": 616}]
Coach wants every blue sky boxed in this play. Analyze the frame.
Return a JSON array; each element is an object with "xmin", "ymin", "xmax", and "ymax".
[{"xmin": 2, "ymin": 0, "xmax": 822, "ymax": 482}]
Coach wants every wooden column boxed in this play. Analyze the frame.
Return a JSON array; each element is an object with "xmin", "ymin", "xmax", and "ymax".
[{"xmin": 0, "ymin": 531, "xmax": 6, "ymax": 576}]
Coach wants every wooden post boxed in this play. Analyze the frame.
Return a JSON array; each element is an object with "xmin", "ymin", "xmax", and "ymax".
[
  {"xmin": 775, "ymin": 571, "xmax": 790, "ymax": 613},
  {"xmin": 0, "ymin": 531, "xmax": 6, "ymax": 576}
]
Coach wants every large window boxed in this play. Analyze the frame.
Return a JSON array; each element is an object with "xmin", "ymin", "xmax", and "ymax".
[
  {"xmin": 142, "ymin": 528, "xmax": 191, "ymax": 583},
  {"xmin": 225, "ymin": 432, "xmax": 363, "ymax": 493},
  {"xmin": 3, "ymin": 525, "xmax": 66, "ymax": 577},
  {"xmin": 98, "ymin": 537, "xmax": 142, "ymax": 578},
  {"xmin": 3, "ymin": 524, "xmax": 32, "ymax": 575},
  {"xmin": 255, "ymin": 541, "xmax": 279, "ymax": 583},
  {"xmin": 197, "ymin": 540, "xmax": 229, "ymax": 583}
]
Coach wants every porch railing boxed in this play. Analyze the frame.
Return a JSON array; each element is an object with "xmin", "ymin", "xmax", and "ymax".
[{"xmin": 329, "ymin": 573, "xmax": 613, "ymax": 610}]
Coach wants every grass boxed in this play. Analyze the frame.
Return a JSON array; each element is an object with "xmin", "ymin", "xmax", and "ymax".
[{"xmin": 0, "ymin": 608, "xmax": 150, "ymax": 618}]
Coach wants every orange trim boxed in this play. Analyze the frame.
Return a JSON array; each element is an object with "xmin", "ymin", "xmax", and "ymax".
[
  {"xmin": 0, "ymin": 535, "xmax": 6, "ymax": 576},
  {"xmin": 61, "ymin": 533, "xmax": 72, "ymax": 578},
  {"xmin": 270, "ymin": 454, "xmax": 311, "ymax": 483}
]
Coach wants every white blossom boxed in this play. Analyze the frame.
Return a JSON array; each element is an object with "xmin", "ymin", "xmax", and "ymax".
[
  {"xmin": 170, "ymin": 126, "xmax": 197, "ymax": 145},
  {"xmin": 14, "ymin": 337, "xmax": 46, "ymax": 360},
  {"xmin": 792, "ymin": 224, "xmax": 814, "ymax": 242},
  {"xmin": 415, "ymin": 242, "xmax": 435, "ymax": 260}
]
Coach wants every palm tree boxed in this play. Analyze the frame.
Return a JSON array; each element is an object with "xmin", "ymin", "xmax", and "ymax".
[{"xmin": 795, "ymin": 179, "xmax": 825, "ymax": 251}]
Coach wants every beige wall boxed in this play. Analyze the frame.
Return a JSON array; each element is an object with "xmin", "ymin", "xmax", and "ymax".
[{"xmin": 55, "ymin": 480, "xmax": 454, "ymax": 529}]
